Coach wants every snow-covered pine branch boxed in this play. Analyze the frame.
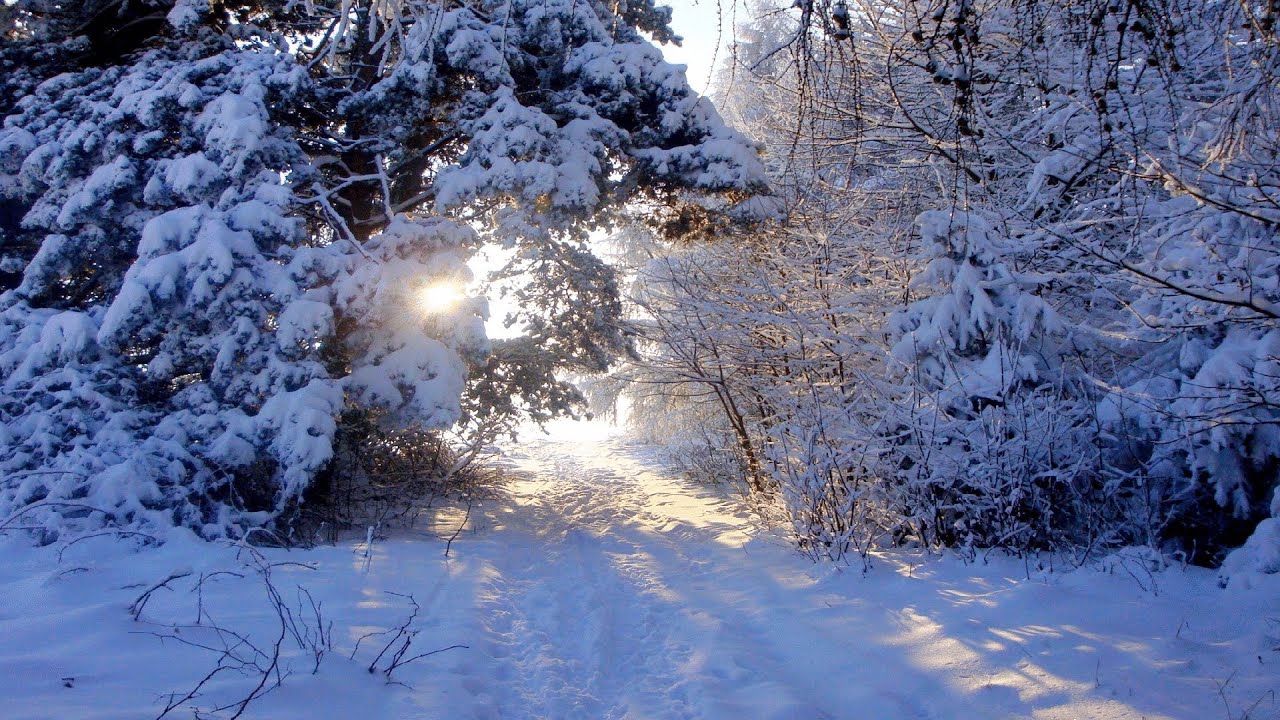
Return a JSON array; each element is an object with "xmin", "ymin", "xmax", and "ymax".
[{"xmin": 0, "ymin": 0, "xmax": 768, "ymax": 540}]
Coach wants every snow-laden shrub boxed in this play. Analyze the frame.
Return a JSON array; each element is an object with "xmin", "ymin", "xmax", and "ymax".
[
  {"xmin": 626, "ymin": 0, "xmax": 1280, "ymax": 568},
  {"xmin": 1219, "ymin": 490, "xmax": 1280, "ymax": 588}
]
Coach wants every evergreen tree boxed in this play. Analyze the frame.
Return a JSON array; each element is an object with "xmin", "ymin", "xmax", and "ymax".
[{"xmin": 0, "ymin": 0, "xmax": 766, "ymax": 539}]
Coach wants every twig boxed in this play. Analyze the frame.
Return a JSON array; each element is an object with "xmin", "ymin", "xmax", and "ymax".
[
  {"xmin": 1216, "ymin": 671, "xmax": 1238, "ymax": 720},
  {"xmin": 385, "ymin": 643, "xmax": 468, "ymax": 676},
  {"xmin": 192, "ymin": 571, "xmax": 246, "ymax": 625},
  {"xmin": 366, "ymin": 592, "xmax": 421, "ymax": 674},
  {"xmin": 349, "ymin": 591, "xmax": 467, "ymax": 683},
  {"xmin": 149, "ymin": 552, "xmax": 329, "ymax": 718},
  {"xmin": 0, "ymin": 501, "xmax": 108, "ymax": 533},
  {"xmin": 445, "ymin": 498, "xmax": 472, "ymax": 558},
  {"xmin": 130, "ymin": 569, "xmax": 194, "ymax": 621},
  {"xmin": 57, "ymin": 530, "xmax": 158, "ymax": 562},
  {"xmin": 1240, "ymin": 689, "xmax": 1275, "ymax": 720}
]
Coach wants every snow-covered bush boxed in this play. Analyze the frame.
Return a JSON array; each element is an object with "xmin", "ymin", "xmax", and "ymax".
[
  {"xmin": 1219, "ymin": 506, "xmax": 1280, "ymax": 589},
  {"xmin": 628, "ymin": 0, "xmax": 1280, "ymax": 565}
]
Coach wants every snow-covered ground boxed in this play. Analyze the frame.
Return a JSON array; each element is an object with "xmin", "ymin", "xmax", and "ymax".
[{"xmin": 1, "ymin": 425, "xmax": 1276, "ymax": 719}]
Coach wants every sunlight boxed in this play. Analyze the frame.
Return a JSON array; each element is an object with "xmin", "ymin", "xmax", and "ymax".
[{"xmin": 415, "ymin": 282, "xmax": 464, "ymax": 315}]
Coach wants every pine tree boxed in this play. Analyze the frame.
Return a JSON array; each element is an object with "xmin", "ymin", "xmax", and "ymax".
[{"xmin": 0, "ymin": 0, "xmax": 766, "ymax": 539}]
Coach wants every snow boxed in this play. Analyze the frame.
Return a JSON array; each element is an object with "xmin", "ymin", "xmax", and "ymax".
[
  {"xmin": 147, "ymin": 152, "xmax": 226, "ymax": 203},
  {"xmin": 239, "ymin": 379, "xmax": 343, "ymax": 501},
  {"xmin": 12, "ymin": 311, "xmax": 99, "ymax": 381},
  {"xmin": 54, "ymin": 155, "xmax": 137, "ymax": 229},
  {"xmin": 276, "ymin": 300, "xmax": 334, "ymax": 356},
  {"xmin": 345, "ymin": 332, "xmax": 468, "ymax": 425},
  {"xmin": 166, "ymin": 0, "xmax": 208, "ymax": 31},
  {"xmin": 196, "ymin": 90, "xmax": 271, "ymax": 177},
  {"xmin": 1, "ymin": 428, "xmax": 1274, "ymax": 720},
  {"xmin": 0, "ymin": 0, "xmax": 772, "ymax": 540}
]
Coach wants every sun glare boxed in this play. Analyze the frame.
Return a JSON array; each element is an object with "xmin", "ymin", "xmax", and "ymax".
[{"xmin": 416, "ymin": 282, "xmax": 463, "ymax": 315}]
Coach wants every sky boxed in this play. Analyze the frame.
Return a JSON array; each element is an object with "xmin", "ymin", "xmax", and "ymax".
[{"xmin": 657, "ymin": 0, "xmax": 744, "ymax": 95}]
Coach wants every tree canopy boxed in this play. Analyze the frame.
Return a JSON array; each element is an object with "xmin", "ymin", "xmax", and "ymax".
[{"xmin": 0, "ymin": 0, "xmax": 767, "ymax": 539}]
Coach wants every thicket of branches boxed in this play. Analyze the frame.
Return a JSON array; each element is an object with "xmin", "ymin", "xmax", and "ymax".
[{"xmin": 627, "ymin": 0, "xmax": 1280, "ymax": 572}]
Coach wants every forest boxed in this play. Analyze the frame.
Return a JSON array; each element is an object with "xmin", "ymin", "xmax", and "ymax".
[
  {"xmin": 2, "ymin": 0, "xmax": 1278, "ymax": 575},
  {"xmin": 624, "ymin": 0, "xmax": 1280, "ymax": 575},
  {"xmin": 1, "ymin": 0, "xmax": 1279, "ymax": 718}
]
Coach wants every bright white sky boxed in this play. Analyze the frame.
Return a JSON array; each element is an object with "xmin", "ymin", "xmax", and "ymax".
[{"xmin": 658, "ymin": 0, "xmax": 742, "ymax": 95}]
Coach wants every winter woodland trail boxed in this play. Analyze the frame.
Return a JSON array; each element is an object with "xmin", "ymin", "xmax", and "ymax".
[
  {"xmin": 435, "ymin": 433, "xmax": 912, "ymax": 720},
  {"xmin": 1, "ymin": 427, "xmax": 1274, "ymax": 720},
  {"xmin": 374, "ymin": 429, "xmax": 1268, "ymax": 720}
]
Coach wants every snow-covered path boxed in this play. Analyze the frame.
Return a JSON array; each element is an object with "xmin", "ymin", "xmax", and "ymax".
[
  {"xmin": 388, "ymin": 432, "xmax": 1277, "ymax": 720},
  {"xmin": 444, "ymin": 437, "xmax": 844, "ymax": 720},
  {"xmin": 1, "ymin": 429, "xmax": 1276, "ymax": 719}
]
